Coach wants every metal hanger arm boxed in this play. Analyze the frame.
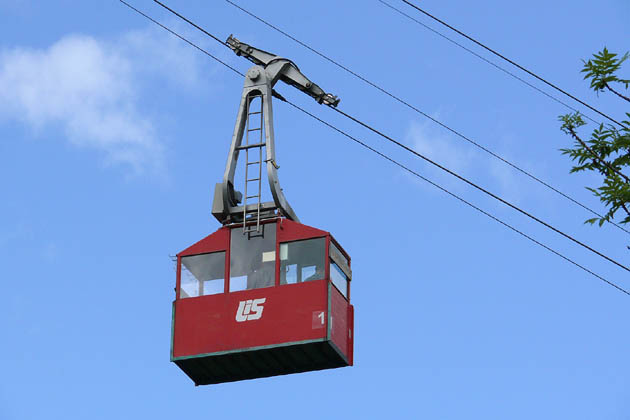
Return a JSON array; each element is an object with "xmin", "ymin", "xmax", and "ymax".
[{"xmin": 226, "ymin": 35, "xmax": 339, "ymax": 106}]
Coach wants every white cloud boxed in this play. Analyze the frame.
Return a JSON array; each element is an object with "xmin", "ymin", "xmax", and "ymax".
[
  {"xmin": 405, "ymin": 118, "xmax": 530, "ymax": 203},
  {"xmin": 0, "ymin": 27, "xmax": 209, "ymax": 173},
  {"xmin": 119, "ymin": 26, "xmax": 212, "ymax": 89},
  {"xmin": 488, "ymin": 153, "xmax": 523, "ymax": 205},
  {"xmin": 406, "ymin": 118, "xmax": 475, "ymax": 180}
]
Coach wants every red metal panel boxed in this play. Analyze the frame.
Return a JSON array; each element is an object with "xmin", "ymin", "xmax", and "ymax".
[
  {"xmin": 330, "ymin": 285, "xmax": 350, "ymax": 361},
  {"xmin": 173, "ymin": 293, "xmax": 229, "ymax": 357},
  {"xmin": 178, "ymin": 227, "xmax": 229, "ymax": 257},
  {"xmin": 173, "ymin": 279, "xmax": 328, "ymax": 358},
  {"xmin": 277, "ymin": 218, "xmax": 328, "ymax": 242},
  {"xmin": 347, "ymin": 304, "xmax": 354, "ymax": 365}
]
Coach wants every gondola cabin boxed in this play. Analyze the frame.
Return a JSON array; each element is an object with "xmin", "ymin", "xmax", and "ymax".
[
  {"xmin": 171, "ymin": 36, "xmax": 352, "ymax": 385},
  {"xmin": 171, "ymin": 218, "xmax": 354, "ymax": 385}
]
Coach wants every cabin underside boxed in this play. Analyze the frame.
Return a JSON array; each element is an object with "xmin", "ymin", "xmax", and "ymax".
[{"xmin": 174, "ymin": 339, "xmax": 349, "ymax": 385}]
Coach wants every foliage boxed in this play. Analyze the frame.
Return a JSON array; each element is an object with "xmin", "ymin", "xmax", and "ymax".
[
  {"xmin": 559, "ymin": 48, "xmax": 630, "ymax": 226},
  {"xmin": 581, "ymin": 48, "xmax": 630, "ymax": 95}
]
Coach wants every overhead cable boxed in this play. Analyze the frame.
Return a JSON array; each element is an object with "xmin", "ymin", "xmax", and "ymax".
[
  {"xmin": 376, "ymin": 0, "xmax": 596, "ymax": 124},
  {"xmin": 149, "ymin": 0, "xmax": 630, "ymax": 277},
  {"xmin": 398, "ymin": 0, "xmax": 625, "ymax": 129},
  {"xmin": 154, "ymin": 0, "xmax": 227, "ymax": 47},
  {"xmin": 119, "ymin": 0, "xmax": 243, "ymax": 77},
  {"xmin": 222, "ymin": 0, "xmax": 630, "ymax": 236},
  {"xmin": 332, "ymin": 105, "xmax": 630, "ymax": 274},
  {"xmin": 289, "ymin": 101, "xmax": 630, "ymax": 297},
  {"xmin": 118, "ymin": 0, "xmax": 629, "ymax": 296}
]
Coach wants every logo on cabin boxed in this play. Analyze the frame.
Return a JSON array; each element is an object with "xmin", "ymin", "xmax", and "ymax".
[{"xmin": 235, "ymin": 298, "xmax": 266, "ymax": 322}]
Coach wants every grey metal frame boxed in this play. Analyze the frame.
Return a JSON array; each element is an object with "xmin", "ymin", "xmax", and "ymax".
[{"xmin": 212, "ymin": 36, "xmax": 339, "ymax": 229}]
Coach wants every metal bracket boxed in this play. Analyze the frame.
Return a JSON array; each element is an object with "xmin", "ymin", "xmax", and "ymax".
[
  {"xmin": 265, "ymin": 158, "xmax": 280, "ymax": 169},
  {"xmin": 226, "ymin": 35, "xmax": 340, "ymax": 107},
  {"xmin": 212, "ymin": 36, "xmax": 340, "ymax": 227}
]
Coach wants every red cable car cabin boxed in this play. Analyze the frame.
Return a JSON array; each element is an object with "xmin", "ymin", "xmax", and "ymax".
[
  {"xmin": 171, "ymin": 218, "xmax": 354, "ymax": 385},
  {"xmin": 171, "ymin": 36, "xmax": 352, "ymax": 385}
]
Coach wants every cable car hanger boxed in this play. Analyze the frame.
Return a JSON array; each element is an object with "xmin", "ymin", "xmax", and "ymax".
[
  {"xmin": 211, "ymin": 35, "xmax": 339, "ymax": 232},
  {"xmin": 171, "ymin": 37, "xmax": 354, "ymax": 386}
]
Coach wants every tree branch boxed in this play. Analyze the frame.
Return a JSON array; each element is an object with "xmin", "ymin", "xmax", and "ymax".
[
  {"xmin": 604, "ymin": 82, "xmax": 630, "ymax": 103},
  {"xmin": 567, "ymin": 127, "xmax": 630, "ymax": 184}
]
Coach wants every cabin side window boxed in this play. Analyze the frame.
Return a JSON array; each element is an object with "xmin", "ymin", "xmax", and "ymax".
[
  {"xmin": 180, "ymin": 252, "xmax": 226, "ymax": 299},
  {"xmin": 330, "ymin": 261, "xmax": 348, "ymax": 298},
  {"xmin": 329, "ymin": 242, "xmax": 350, "ymax": 299},
  {"xmin": 230, "ymin": 223, "xmax": 277, "ymax": 292},
  {"xmin": 279, "ymin": 237, "xmax": 326, "ymax": 285}
]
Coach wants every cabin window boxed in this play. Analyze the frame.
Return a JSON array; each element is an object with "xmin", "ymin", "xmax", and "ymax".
[
  {"xmin": 329, "ymin": 241, "xmax": 350, "ymax": 299},
  {"xmin": 230, "ymin": 223, "xmax": 277, "ymax": 292},
  {"xmin": 330, "ymin": 242, "xmax": 348, "ymax": 267},
  {"xmin": 280, "ymin": 237, "xmax": 326, "ymax": 285},
  {"xmin": 180, "ymin": 252, "xmax": 226, "ymax": 299},
  {"xmin": 330, "ymin": 261, "xmax": 348, "ymax": 298}
]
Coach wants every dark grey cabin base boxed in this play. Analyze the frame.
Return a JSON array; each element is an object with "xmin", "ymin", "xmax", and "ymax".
[{"xmin": 174, "ymin": 340, "xmax": 349, "ymax": 385}]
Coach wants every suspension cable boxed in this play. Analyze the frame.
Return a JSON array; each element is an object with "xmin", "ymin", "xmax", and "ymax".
[
  {"xmin": 376, "ymin": 0, "xmax": 596, "ymax": 124},
  {"xmin": 222, "ymin": 0, "xmax": 630, "ymax": 236},
  {"xmin": 149, "ymin": 0, "xmax": 630, "ymax": 273},
  {"xmin": 287, "ymin": 100, "xmax": 630, "ymax": 296},
  {"xmin": 398, "ymin": 0, "xmax": 626, "ymax": 129},
  {"xmin": 331, "ymin": 105, "xmax": 630, "ymax": 273},
  {"xmin": 118, "ymin": 0, "xmax": 630, "ymax": 296}
]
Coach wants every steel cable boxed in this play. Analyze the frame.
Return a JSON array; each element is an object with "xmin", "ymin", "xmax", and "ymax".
[
  {"xmin": 398, "ymin": 0, "xmax": 626, "ymax": 129},
  {"xmin": 376, "ymin": 0, "xmax": 592, "ymax": 123},
  {"xmin": 332, "ymin": 106, "xmax": 630, "ymax": 273},
  {"xmin": 223, "ymin": 0, "xmax": 630, "ymax": 236},
  {"xmin": 118, "ymin": 0, "xmax": 630, "ymax": 296}
]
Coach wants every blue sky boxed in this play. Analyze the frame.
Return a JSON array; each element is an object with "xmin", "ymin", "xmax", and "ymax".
[{"xmin": 1, "ymin": 0, "xmax": 629, "ymax": 418}]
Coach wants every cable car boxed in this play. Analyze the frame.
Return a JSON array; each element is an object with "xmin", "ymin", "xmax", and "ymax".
[{"xmin": 171, "ymin": 36, "xmax": 354, "ymax": 385}]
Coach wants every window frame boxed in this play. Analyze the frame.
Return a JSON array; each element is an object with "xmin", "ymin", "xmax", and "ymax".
[
  {"xmin": 329, "ymin": 237, "xmax": 352, "ymax": 301},
  {"xmin": 229, "ymin": 221, "xmax": 278, "ymax": 293},
  {"xmin": 175, "ymin": 222, "xmax": 352, "ymax": 301},
  {"xmin": 278, "ymin": 236, "xmax": 328, "ymax": 286},
  {"xmin": 330, "ymin": 259, "xmax": 349, "ymax": 299},
  {"xmin": 178, "ymin": 250, "xmax": 228, "ymax": 300}
]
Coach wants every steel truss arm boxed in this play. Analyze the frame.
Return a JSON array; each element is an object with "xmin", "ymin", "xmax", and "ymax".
[
  {"xmin": 212, "ymin": 36, "xmax": 339, "ymax": 228},
  {"xmin": 226, "ymin": 35, "xmax": 339, "ymax": 106}
]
